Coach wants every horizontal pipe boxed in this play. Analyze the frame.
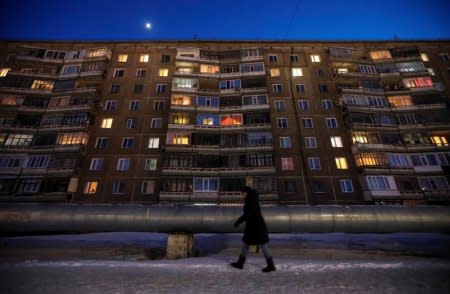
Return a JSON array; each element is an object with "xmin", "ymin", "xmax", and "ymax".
[{"xmin": 0, "ymin": 204, "xmax": 449, "ymax": 234}]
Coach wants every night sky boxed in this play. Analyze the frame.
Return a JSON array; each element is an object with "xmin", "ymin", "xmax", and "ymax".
[{"xmin": 0, "ymin": 0, "xmax": 449, "ymax": 41}]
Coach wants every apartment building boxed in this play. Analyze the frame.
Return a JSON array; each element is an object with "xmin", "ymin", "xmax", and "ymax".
[{"xmin": 0, "ymin": 40, "xmax": 449, "ymax": 205}]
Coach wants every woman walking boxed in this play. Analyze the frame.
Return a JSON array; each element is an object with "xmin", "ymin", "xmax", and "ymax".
[{"xmin": 230, "ymin": 186, "xmax": 276, "ymax": 272}]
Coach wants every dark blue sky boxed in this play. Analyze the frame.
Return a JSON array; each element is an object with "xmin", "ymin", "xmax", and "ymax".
[{"xmin": 1, "ymin": 0, "xmax": 449, "ymax": 40}]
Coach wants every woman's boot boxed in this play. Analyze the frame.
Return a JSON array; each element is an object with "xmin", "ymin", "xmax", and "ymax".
[
  {"xmin": 262, "ymin": 257, "xmax": 276, "ymax": 272},
  {"xmin": 230, "ymin": 255, "xmax": 246, "ymax": 269}
]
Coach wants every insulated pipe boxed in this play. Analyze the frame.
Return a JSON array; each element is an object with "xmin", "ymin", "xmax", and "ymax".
[{"xmin": 0, "ymin": 204, "xmax": 449, "ymax": 234}]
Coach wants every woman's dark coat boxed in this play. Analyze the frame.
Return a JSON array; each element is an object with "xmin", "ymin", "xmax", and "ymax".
[{"xmin": 235, "ymin": 190, "xmax": 269, "ymax": 245}]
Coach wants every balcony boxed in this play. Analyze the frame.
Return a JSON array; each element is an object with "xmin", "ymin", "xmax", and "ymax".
[
  {"xmin": 171, "ymin": 85, "xmax": 198, "ymax": 93},
  {"xmin": 413, "ymin": 165, "xmax": 443, "ymax": 173},
  {"xmin": 170, "ymin": 104, "xmax": 195, "ymax": 112},
  {"xmin": 389, "ymin": 103, "xmax": 446, "ymax": 112},
  {"xmin": 365, "ymin": 189, "xmax": 402, "ymax": 199},
  {"xmin": 167, "ymin": 123, "xmax": 195, "ymax": 130},
  {"xmin": 334, "ymin": 71, "xmax": 378, "ymax": 80},
  {"xmin": 339, "ymin": 87, "xmax": 385, "ymax": 96},
  {"xmin": 15, "ymin": 47, "xmax": 112, "ymax": 64},
  {"xmin": 219, "ymin": 143, "xmax": 273, "ymax": 153},
  {"xmin": 0, "ymin": 86, "xmax": 97, "ymax": 95}
]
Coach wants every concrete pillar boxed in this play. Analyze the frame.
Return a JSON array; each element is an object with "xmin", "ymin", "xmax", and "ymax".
[{"xmin": 166, "ymin": 233, "xmax": 194, "ymax": 259}]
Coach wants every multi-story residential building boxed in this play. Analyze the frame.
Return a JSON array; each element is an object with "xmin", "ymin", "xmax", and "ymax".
[{"xmin": 0, "ymin": 40, "xmax": 449, "ymax": 205}]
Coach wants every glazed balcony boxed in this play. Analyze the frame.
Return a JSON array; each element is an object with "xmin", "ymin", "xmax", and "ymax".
[{"xmin": 14, "ymin": 46, "xmax": 111, "ymax": 64}]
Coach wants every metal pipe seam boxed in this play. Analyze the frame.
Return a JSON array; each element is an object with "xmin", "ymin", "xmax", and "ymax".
[{"xmin": 0, "ymin": 204, "xmax": 449, "ymax": 234}]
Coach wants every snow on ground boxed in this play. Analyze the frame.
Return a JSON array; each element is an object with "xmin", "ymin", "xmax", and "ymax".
[{"xmin": 1, "ymin": 233, "xmax": 450, "ymax": 293}]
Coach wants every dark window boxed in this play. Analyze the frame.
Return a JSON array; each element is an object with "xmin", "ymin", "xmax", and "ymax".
[
  {"xmin": 134, "ymin": 84, "xmax": 143, "ymax": 94},
  {"xmin": 312, "ymin": 180, "xmax": 326, "ymax": 193},
  {"xmin": 161, "ymin": 55, "xmax": 171, "ymax": 63},
  {"xmin": 284, "ymin": 180, "xmax": 297, "ymax": 193},
  {"xmin": 296, "ymin": 84, "xmax": 305, "ymax": 93},
  {"xmin": 111, "ymin": 84, "xmax": 120, "ymax": 94},
  {"xmin": 319, "ymin": 84, "xmax": 328, "ymax": 93}
]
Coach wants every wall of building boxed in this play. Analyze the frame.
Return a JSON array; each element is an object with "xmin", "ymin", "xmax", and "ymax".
[{"xmin": 0, "ymin": 40, "xmax": 449, "ymax": 205}]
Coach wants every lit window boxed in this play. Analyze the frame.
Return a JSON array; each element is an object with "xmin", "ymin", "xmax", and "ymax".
[
  {"xmin": 171, "ymin": 95, "xmax": 191, "ymax": 106},
  {"xmin": 148, "ymin": 137, "xmax": 160, "ymax": 149},
  {"xmin": 337, "ymin": 68, "xmax": 348, "ymax": 73},
  {"xmin": 173, "ymin": 114, "xmax": 189, "ymax": 124},
  {"xmin": 281, "ymin": 157, "xmax": 294, "ymax": 171},
  {"xmin": 57, "ymin": 133, "xmax": 88, "ymax": 145},
  {"xmin": 200, "ymin": 64, "xmax": 219, "ymax": 74},
  {"xmin": 144, "ymin": 158, "xmax": 157, "ymax": 171},
  {"xmin": 117, "ymin": 54, "xmax": 128, "ymax": 63},
  {"xmin": 173, "ymin": 134, "xmax": 190, "ymax": 145},
  {"xmin": 139, "ymin": 54, "xmax": 149, "ymax": 63},
  {"xmin": 86, "ymin": 48, "xmax": 109, "ymax": 58},
  {"xmin": 159, "ymin": 68, "xmax": 169, "ymax": 77},
  {"xmin": 430, "ymin": 136, "xmax": 448, "ymax": 147},
  {"xmin": 420, "ymin": 53, "xmax": 429, "ymax": 62},
  {"xmin": 270, "ymin": 68, "xmax": 280, "ymax": 77},
  {"xmin": 311, "ymin": 55, "xmax": 321, "ymax": 62},
  {"xmin": 335, "ymin": 157, "xmax": 348, "ymax": 169},
  {"xmin": 220, "ymin": 114, "xmax": 242, "ymax": 126},
  {"xmin": 330, "ymin": 136, "xmax": 343, "ymax": 148},
  {"xmin": 403, "ymin": 77, "xmax": 433, "ymax": 88},
  {"xmin": 31, "ymin": 80, "xmax": 54, "ymax": 90},
  {"xmin": 352, "ymin": 132, "xmax": 368, "ymax": 144},
  {"xmin": 175, "ymin": 78, "xmax": 198, "ymax": 88},
  {"xmin": 340, "ymin": 179, "xmax": 354, "ymax": 193},
  {"xmin": 101, "ymin": 118, "xmax": 113, "ymax": 128},
  {"xmin": 370, "ymin": 50, "xmax": 392, "ymax": 60},
  {"xmin": 84, "ymin": 181, "xmax": 98, "ymax": 194},
  {"xmin": 387, "ymin": 95, "xmax": 413, "ymax": 107},
  {"xmin": 0, "ymin": 68, "xmax": 10, "ymax": 77},
  {"xmin": 292, "ymin": 68, "xmax": 303, "ymax": 77},
  {"xmin": 356, "ymin": 153, "xmax": 384, "ymax": 167},
  {"xmin": 5, "ymin": 134, "xmax": 33, "ymax": 146}
]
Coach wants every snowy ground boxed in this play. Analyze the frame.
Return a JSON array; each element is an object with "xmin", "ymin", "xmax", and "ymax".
[{"xmin": 1, "ymin": 233, "xmax": 449, "ymax": 293}]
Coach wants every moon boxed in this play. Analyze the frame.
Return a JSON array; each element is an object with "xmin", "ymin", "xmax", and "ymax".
[{"xmin": 145, "ymin": 22, "xmax": 151, "ymax": 29}]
